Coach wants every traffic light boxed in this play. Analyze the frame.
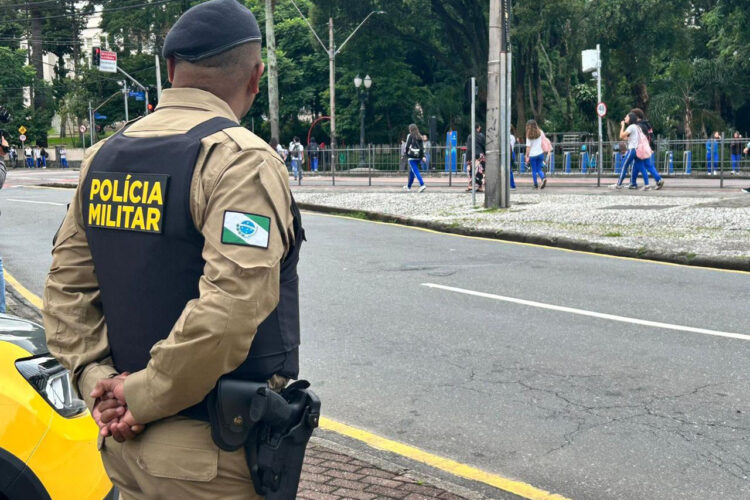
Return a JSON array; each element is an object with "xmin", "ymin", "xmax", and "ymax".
[
  {"xmin": 92, "ymin": 47, "xmax": 101, "ymax": 67},
  {"xmin": 147, "ymin": 103, "xmax": 154, "ymax": 112}
]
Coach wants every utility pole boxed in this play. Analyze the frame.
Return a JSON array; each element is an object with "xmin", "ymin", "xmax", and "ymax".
[
  {"xmin": 122, "ymin": 80, "xmax": 129, "ymax": 122},
  {"xmin": 265, "ymin": 0, "xmax": 280, "ymax": 140},
  {"xmin": 596, "ymin": 44, "xmax": 603, "ymax": 187},
  {"xmin": 155, "ymin": 54, "xmax": 163, "ymax": 101},
  {"xmin": 329, "ymin": 18, "xmax": 336, "ymax": 182},
  {"xmin": 486, "ymin": 0, "xmax": 511, "ymax": 208}
]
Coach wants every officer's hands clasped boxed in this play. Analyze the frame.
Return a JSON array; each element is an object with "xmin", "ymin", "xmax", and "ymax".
[{"xmin": 91, "ymin": 373, "xmax": 146, "ymax": 442}]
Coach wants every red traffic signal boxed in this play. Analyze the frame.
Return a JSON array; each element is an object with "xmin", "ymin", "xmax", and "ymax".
[
  {"xmin": 92, "ymin": 47, "xmax": 101, "ymax": 66},
  {"xmin": 147, "ymin": 103, "xmax": 154, "ymax": 111}
]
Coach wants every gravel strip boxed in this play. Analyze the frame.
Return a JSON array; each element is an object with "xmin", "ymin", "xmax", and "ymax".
[{"xmin": 293, "ymin": 190, "xmax": 750, "ymax": 259}]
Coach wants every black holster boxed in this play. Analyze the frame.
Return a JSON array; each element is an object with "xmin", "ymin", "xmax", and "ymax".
[{"xmin": 207, "ymin": 378, "xmax": 321, "ymax": 499}]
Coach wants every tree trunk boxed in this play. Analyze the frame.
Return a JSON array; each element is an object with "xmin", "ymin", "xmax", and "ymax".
[{"xmin": 30, "ymin": 7, "xmax": 45, "ymax": 111}]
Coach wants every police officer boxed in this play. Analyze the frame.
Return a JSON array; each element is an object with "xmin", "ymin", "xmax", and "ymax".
[{"xmin": 42, "ymin": 1, "xmax": 304, "ymax": 498}]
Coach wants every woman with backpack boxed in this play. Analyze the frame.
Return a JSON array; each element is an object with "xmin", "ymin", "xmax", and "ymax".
[
  {"xmin": 730, "ymin": 131, "xmax": 743, "ymax": 175},
  {"xmin": 524, "ymin": 119, "xmax": 547, "ymax": 189},
  {"xmin": 630, "ymin": 108, "xmax": 664, "ymax": 190},
  {"xmin": 402, "ymin": 123, "xmax": 426, "ymax": 192},
  {"xmin": 611, "ymin": 112, "xmax": 643, "ymax": 189}
]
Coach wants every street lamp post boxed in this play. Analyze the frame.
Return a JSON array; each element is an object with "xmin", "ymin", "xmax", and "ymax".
[{"xmin": 354, "ymin": 74, "xmax": 372, "ymax": 166}]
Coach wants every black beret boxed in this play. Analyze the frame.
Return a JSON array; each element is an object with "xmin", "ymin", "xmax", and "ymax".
[{"xmin": 162, "ymin": 0, "xmax": 262, "ymax": 62}]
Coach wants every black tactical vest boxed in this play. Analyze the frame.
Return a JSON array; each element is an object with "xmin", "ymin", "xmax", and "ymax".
[{"xmin": 81, "ymin": 117, "xmax": 303, "ymax": 419}]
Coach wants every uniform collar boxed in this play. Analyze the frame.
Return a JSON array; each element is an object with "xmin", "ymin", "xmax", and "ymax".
[{"xmin": 155, "ymin": 88, "xmax": 239, "ymax": 122}]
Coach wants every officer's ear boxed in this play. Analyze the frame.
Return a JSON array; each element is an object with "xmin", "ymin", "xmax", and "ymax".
[
  {"xmin": 167, "ymin": 56, "xmax": 177, "ymax": 83},
  {"xmin": 248, "ymin": 61, "xmax": 265, "ymax": 95}
]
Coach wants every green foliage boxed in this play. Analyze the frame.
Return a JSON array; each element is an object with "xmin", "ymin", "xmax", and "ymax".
[{"xmin": 1, "ymin": 0, "xmax": 749, "ymax": 147}]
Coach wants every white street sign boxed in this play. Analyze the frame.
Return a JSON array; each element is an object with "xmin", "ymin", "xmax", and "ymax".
[
  {"xmin": 79, "ymin": 124, "xmax": 88, "ymax": 134},
  {"xmin": 19, "ymin": 134, "xmax": 26, "ymax": 142},
  {"xmin": 596, "ymin": 102, "xmax": 607, "ymax": 118},
  {"xmin": 99, "ymin": 50, "xmax": 117, "ymax": 73}
]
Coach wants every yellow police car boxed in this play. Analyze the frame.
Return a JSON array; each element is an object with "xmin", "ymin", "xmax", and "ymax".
[{"xmin": 0, "ymin": 313, "xmax": 114, "ymax": 499}]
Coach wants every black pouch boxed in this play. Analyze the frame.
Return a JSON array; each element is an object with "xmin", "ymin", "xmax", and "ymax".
[{"xmin": 207, "ymin": 378, "xmax": 267, "ymax": 451}]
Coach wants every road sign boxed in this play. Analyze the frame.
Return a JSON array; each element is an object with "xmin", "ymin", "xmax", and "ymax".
[
  {"xmin": 19, "ymin": 134, "xmax": 26, "ymax": 142},
  {"xmin": 18, "ymin": 125, "xmax": 27, "ymax": 135},
  {"xmin": 95, "ymin": 113, "xmax": 107, "ymax": 120},
  {"xmin": 79, "ymin": 124, "xmax": 87, "ymax": 134},
  {"xmin": 99, "ymin": 50, "xmax": 117, "ymax": 73},
  {"xmin": 596, "ymin": 102, "xmax": 607, "ymax": 118}
]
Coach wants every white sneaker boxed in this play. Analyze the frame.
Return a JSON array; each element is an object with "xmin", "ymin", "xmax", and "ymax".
[
  {"xmin": 418, "ymin": 185, "xmax": 426, "ymax": 193},
  {"xmin": 403, "ymin": 185, "xmax": 411, "ymax": 191},
  {"xmin": 640, "ymin": 185, "xmax": 651, "ymax": 191},
  {"xmin": 609, "ymin": 184, "xmax": 623, "ymax": 190}
]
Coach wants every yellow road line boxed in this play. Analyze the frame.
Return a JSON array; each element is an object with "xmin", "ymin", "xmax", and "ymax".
[
  {"xmin": 3, "ymin": 269, "xmax": 571, "ymax": 500},
  {"xmin": 320, "ymin": 417, "xmax": 570, "ymax": 500},
  {"xmin": 304, "ymin": 210, "xmax": 750, "ymax": 276},
  {"xmin": 3, "ymin": 269, "xmax": 43, "ymax": 309}
]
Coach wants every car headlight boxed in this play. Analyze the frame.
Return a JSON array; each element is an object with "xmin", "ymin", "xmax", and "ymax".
[{"xmin": 15, "ymin": 355, "xmax": 87, "ymax": 418}]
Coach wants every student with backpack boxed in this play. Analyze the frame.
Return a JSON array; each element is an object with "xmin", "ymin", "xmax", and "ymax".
[
  {"xmin": 630, "ymin": 108, "xmax": 664, "ymax": 190},
  {"xmin": 307, "ymin": 136, "xmax": 320, "ymax": 172},
  {"xmin": 730, "ymin": 131, "xmax": 743, "ymax": 175},
  {"xmin": 289, "ymin": 136, "xmax": 304, "ymax": 180},
  {"xmin": 611, "ymin": 112, "xmax": 644, "ymax": 189},
  {"xmin": 706, "ymin": 132, "xmax": 720, "ymax": 175},
  {"xmin": 524, "ymin": 119, "xmax": 548, "ymax": 189},
  {"xmin": 402, "ymin": 123, "xmax": 426, "ymax": 192}
]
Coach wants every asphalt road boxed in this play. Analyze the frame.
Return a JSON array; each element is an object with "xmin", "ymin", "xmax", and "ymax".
[{"xmin": 1, "ymin": 183, "xmax": 749, "ymax": 499}]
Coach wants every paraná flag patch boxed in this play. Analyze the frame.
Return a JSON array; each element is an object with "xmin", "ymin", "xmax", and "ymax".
[{"xmin": 222, "ymin": 211, "xmax": 270, "ymax": 248}]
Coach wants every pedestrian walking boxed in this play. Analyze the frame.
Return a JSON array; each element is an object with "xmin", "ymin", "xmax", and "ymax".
[
  {"xmin": 42, "ymin": 1, "xmax": 317, "ymax": 498},
  {"xmin": 509, "ymin": 130, "xmax": 517, "ymax": 190},
  {"xmin": 9, "ymin": 145, "xmax": 17, "ymax": 168},
  {"xmin": 33, "ymin": 145, "xmax": 41, "ymax": 168},
  {"xmin": 730, "ymin": 131, "xmax": 742, "ymax": 174},
  {"xmin": 289, "ymin": 136, "xmax": 304, "ymax": 180},
  {"xmin": 706, "ymin": 131, "xmax": 720, "ymax": 175},
  {"xmin": 630, "ymin": 108, "xmax": 664, "ymax": 190},
  {"xmin": 399, "ymin": 136, "xmax": 407, "ymax": 171},
  {"xmin": 39, "ymin": 146, "xmax": 48, "ymax": 168},
  {"xmin": 24, "ymin": 145, "xmax": 32, "ymax": 167},
  {"xmin": 59, "ymin": 146, "xmax": 69, "ymax": 168},
  {"xmin": 611, "ymin": 112, "xmax": 642, "ymax": 189},
  {"xmin": 422, "ymin": 134, "xmax": 431, "ymax": 170},
  {"xmin": 307, "ymin": 136, "xmax": 319, "ymax": 172},
  {"xmin": 525, "ymin": 119, "xmax": 547, "ymax": 189},
  {"xmin": 403, "ymin": 123, "xmax": 426, "ymax": 192}
]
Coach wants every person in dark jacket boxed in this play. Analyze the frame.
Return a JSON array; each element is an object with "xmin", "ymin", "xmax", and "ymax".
[
  {"xmin": 730, "ymin": 131, "xmax": 743, "ymax": 175},
  {"xmin": 402, "ymin": 123, "xmax": 426, "ymax": 192}
]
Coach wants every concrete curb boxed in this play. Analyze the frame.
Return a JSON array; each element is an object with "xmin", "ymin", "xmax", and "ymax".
[{"xmin": 297, "ymin": 202, "xmax": 750, "ymax": 272}]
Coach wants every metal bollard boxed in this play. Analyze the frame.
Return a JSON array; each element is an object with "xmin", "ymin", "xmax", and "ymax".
[
  {"xmin": 564, "ymin": 152, "xmax": 572, "ymax": 173},
  {"xmin": 683, "ymin": 150, "xmax": 692, "ymax": 175},
  {"xmin": 548, "ymin": 151, "xmax": 555, "ymax": 173},
  {"xmin": 520, "ymin": 152, "xmax": 526, "ymax": 173}
]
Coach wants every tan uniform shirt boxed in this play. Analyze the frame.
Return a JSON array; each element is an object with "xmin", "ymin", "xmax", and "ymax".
[{"xmin": 43, "ymin": 88, "xmax": 294, "ymax": 425}]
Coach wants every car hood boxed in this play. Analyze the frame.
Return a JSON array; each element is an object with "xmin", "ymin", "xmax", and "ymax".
[{"xmin": 0, "ymin": 313, "xmax": 48, "ymax": 356}]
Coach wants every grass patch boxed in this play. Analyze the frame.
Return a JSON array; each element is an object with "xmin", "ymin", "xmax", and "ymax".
[{"xmin": 603, "ymin": 231, "xmax": 622, "ymax": 237}]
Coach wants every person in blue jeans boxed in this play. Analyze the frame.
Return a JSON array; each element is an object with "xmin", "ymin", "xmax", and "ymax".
[
  {"xmin": 630, "ymin": 108, "xmax": 665, "ymax": 190},
  {"xmin": 509, "ymin": 131, "xmax": 517, "ymax": 190},
  {"xmin": 524, "ymin": 120, "xmax": 547, "ymax": 189},
  {"xmin": 611, "ymin": 112, "xmax": 642, "ymax": 189},
  {"xmin": 730, "ymin": 131, "xmax": 742, "ymax": 174},
  {"xmin": 402, "ymin": 123, "xmax": 426, "ymax": 192},
  {"xmin": 706, "ymin": 132, "xmax": 719, "ymax": 175}
]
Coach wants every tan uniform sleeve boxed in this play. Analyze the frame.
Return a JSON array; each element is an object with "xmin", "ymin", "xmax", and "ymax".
[
  {"xmin": 42, "ymin": 144, "xmax": 118, "ymax": 412},
  {"xmin": 123, "ymin": 148, "xmax": 293, "ymax": 424}
]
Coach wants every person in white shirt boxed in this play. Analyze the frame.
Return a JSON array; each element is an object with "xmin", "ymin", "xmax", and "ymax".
[
  {"xmin": 612, "ymin": 112, "xmax": 642, "ymax": 189},
  {"xmin": 289, "ymin": 137, "xmax": 304, "ymax": 180},
  {"xmin": 525, "ymin": 120, "xmax": 547, "ymax": 189},
  {"xmin": 24, "ymin": 146, "xmax": 32, "ymax": 167}
]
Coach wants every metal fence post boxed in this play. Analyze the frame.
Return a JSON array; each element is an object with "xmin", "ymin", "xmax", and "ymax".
[
  {"xmin": 368, "ymin": 144, "xmax": 372, "ymax": 187},
  {"xmin": 720, "ymin": 132, "xmax": 725, "ymax": 188}
]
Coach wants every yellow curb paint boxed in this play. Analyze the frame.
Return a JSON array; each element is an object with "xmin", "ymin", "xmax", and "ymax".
[
  {"xmin": 304, "ymin": 210, "xmax": 750, "ymax": 276},
  {"xmin": 3, "ymin": 269, "xmax": 43, "ymax": 309},
  {"xmin": 319, "ymin": 417, "xmax": 571, "ymax": 500},
  {"xmin": 5, "ymin": 272, "xmax": 572, "ymax": 500}
]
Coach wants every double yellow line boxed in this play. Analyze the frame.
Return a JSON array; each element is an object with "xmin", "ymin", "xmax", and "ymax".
[{"xmin": 2, "ymin": 267, "xmax": 570, "ymax": 500}]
